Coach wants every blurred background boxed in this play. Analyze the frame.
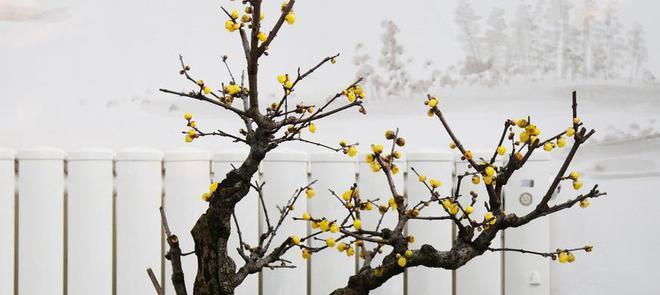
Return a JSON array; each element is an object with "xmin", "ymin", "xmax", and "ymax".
[{"xmin": 1, "ymin": 0, "xmax": 658, "ymax": 294}]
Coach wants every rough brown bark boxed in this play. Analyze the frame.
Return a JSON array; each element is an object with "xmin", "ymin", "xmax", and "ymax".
[{"xmin": 191, "ymin": 141, "xmax": 269, "ymax": 295}]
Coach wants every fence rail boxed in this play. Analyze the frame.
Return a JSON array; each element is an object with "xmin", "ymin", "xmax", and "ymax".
[{"xmin": 0, "ymin": 147, "xmax": 552, "ymax": 295}]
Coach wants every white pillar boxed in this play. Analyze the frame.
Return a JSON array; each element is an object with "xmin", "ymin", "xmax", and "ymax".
[
  {"xmin": 357, "ymin": 152, "xmax": 405, "ymax": 295},
  {"xmin": 260, "ymin": 151, "xmax": 309, "ymax": 295},
  {"xmin": 504, "ymin": 153, "xmax": 551, "ymax": 295},
  {"xmin": 308, "ymin": 153, "xmax": 357, "ymax": 295},
  {"xmin": 163, "ymin": 148, "xmax": 211, "ymax": 294},
  {"xmin": 17, "ymin": 147, "xmax": 66, "ymax": 295},
  {"xmin": 455, "ymin": 153, "xmax": 502, "ymax": 295},
  {"xmin": 211, "ymin": 151, "xmax": 260, "ymax": 295},
  {"xmin": 405, "ymin": 151, "xmax": 453, "ymax": 295},
  {"xmin": 67, "ymin": 148, "xmax": 115, "ymax": 295},
  {"xmin": 115, "ymin": 148, "xmax": 163, "ymax": 295},
  {"xmin": 0, "ymin": 148, "xmax": 15, "ymax": 295}
]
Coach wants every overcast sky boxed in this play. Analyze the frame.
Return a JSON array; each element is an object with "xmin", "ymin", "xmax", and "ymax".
[{"xmin": 0, "ymin": 0, "xmax": 658, "ymax": 149}]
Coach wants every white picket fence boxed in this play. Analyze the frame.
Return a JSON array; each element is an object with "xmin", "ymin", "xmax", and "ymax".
[{"xmin": 0, "ymin": 147, "xmax": 552, "ymax": 295}]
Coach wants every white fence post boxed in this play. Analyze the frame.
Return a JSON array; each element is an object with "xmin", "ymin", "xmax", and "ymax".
[
  {"xmin": 454, "ymin": 153, "xmax": 502, "ymax": 295},
  {"xmin": 260, "ymin": 151, "xmax": 309, "ymax": 295},
  {"xmin": 357, "ymin": 152, "xmax": 405, "ymax": 295},
  {"xmin": 163, "ymin": 148, "xmax": 211, "ymax": 294},
  {"xmin": 503, "ymin": 153, "xmax": 551, "ymax": 295},
  {"xmin": 0, "ymin": 148, "xmax": 15, "ymax": 295},
  {"xmin": 405, "ymin": 151, "xmax": 453, "ymax": 295},
  {"xmin": 115, "ymin": 148, "xmax": 164, "ymax": 295},
  {"xmin": 67, "ymin": 148, "xmax": 115, "ymax": 295},
  {"xmin": 308, "ymin": 153, "xmax": 358, "ymax": 295},
  {"xmin": 212, "ymin": 151, "xmax": 260, "ymax": 295},
  {"xmin": 17, "ymin": 147, "xmax": 66, "ymax": 295}
]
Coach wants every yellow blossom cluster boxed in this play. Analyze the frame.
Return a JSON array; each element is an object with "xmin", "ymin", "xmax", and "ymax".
[
  {"xmin": 342, "ymin": 85, "xmax": 366, "ymax": 102},
  {"xmin": 442, "ymin": 199, "xmax": 460, "ymax": 215},
  {"xmin": 424, "ymin": 96, "xmax": 439, "ymax": 116},
  {"xmin": 183, "ymin": 112, "xmax": 199, "ymax": 143},
  {"xmin": 557, "ymin": 251, "xmax": 576, "ymax": 264},
  {"xmin": 281, "ymin": 1, "xmax": 296, "ymax": 25},
  {"xmin": 339, "ymin": 140, "xmax": 358, "ymax": 157}
]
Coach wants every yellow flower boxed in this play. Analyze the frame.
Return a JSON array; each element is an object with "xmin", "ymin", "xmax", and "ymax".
[
  {"xmin": 184, "ymin": 112, "xmax": 193, "ymax": 120},
  {"xmin": 573, "ymin": 117, "xmax": 580, "ymax": 124},
  {"xmin": 392, "ymin": 151, "xmax": 401, "ymax": 159},
  {"xmin": 337, "ymin": 242, "xmax": 347, "ymax": 252},
  {"xmin": 342, "ymin": 189, "xmax": 353, "ymax": 201},
  {"xmin": 347, "ymin": 146, "xmax": 358, "ymax": 157},
  {"xmin": 449, "ymin": 142, "xmax": 456, "ymax": 149},
  {"xmin": 418, "ymin": 175, "xmax": 427, "ymax": 182},
  {"xmin": 370, "ymin": 162, "xmax": 381, "ymax": 172},
  {"xmin": 346, "ymin": 91, "xmax": 356, "ymax": 102},
  {"xmin": 306, "ymin": 187, "xmax": 315, "ymax": 199},
  {"xmin": 567, "ymin": 252, "xmax": 576, "ymax": 263},
  {"xmin": 484, "ymin": 176, "xmax": 493, "ymax": 185},
  {"xmin": 449, "ymin": 204, "xmax": 459, "ymax": 215},
  {"xmin": 544, "ymin": 142, "xmax": 554, "ymax": 152},
  {"xmin": 277, "ymin": 74, "xmax": 288, "ymax": 84},
  {"xmin": 284, "ymin": 80, "xmax": 294, "ymax": 89},
  {"xmin": 464, "ymin": 150, "xmax": 473, "ymax": 160},
  {"xmin": 225, "ymin": 20, "xmax": 237, "ymax": 32},
  {"xmin": 569, "ymin": 171, "xmax": 580, "ymax": 180},
  {"xmin": 566, "ymin": 127, "xmax": 576, "ymax": 137},
  {"xmin": 428, "ymin": 97, "xmax": 438, "ymax": 108},
  {"xmin": 185, "ymin": 135, "xmax": 193, "ymax": 143},
  {"xmin": 406, "ymin": 235, "xmax": 415, "ymax": 243},
  {"xmin": 485, "ymin": 166, "xmax": 495, "ymax": 177},
  {"xmin": 188, "ymin": 129, "xmax": 197, "ymax": 137},
  {"xmin": 196, "ymin": 80, "xmax": 204, "ymax": 86},
  {"xmin": 372, "ymin": 144, "xmax": 383, "ymax": 154},
  {"xmin": 231, "ymin": 10, "xmax": 239, "ymax": 19},
  {"xmin": 520, "ymin": 132, "xmax": 530, "ymax": 143},
  {"xmin": 189, "ymin": 121, "xmax": 197, "ymax": 128},
  {"xmin": 484, "ymin": 211, "xmax": 494, "ymax": 222},
  {"xmin": 465, "ymin": 206, "xmax": 474, "ymax": 214},
  {"xmin": 311, "ymin": 222, "xmax": 319, "ymax": 229},
  {"xmin": 579, "ymin": 199, "xmax": 590, "ymax": 208},
  {"xmin": 557, "ymin": 137, "xmax": 567, "ymax": 148},
  {"xmin": 573, "ymin": 180, "xmax": 583, "ymax": 190},
  {"xmin": 309, "ymin": 123, "xmax": 317, "ymax": 133},
  {"xmin": 391, "ymin": 165, "xmax": 400, "ymax": 175},
  {"xmin": 302, "ymin": 212, "xmax": 311, "ymax": 220},
  {"xmin": 472, "ymin": 175, "xmax": 481, "ymax": 185},
  {"xmin": 558, "ymin": 251, "xmax": 569, "ymax": 263},
  {"xmin": 326, "ymin": 238, "xmax": 336, "ymax": 248},
  {"xmin": 497, "ymin": 145, "xmax": 506, "ymax": 155},
  {"xmin": 389, "ymin": 197, "xmax": 398, "ymax": 210},
  {"xmin": 353, "ymin": 219, "xmax": 362, "ymax": 230},
  {"xmin": 397, "ymin": 256, "xmax": 407, "ymax": 267},
  {"xmin": 365, "ymin": 202, "xmax": 373, "ymax": 211},
  {"xmin": 285, "ymin": 12, "xmax": 296, "ymax": 24},
  {"xmin": 302, "ymin": 249, "xmax": 311, "ymax": 260},
  {"xmin": 291, "ymin": 236, "xmax": 301, "ymax": 245},
  {"xmin": 257, "ymin": 31, "xmax": 267, "ymax": 42},
  {"xmin": 365, "ymin": 154, "xmax": 375, "ymax": 163},
  {"xmin": 201, "ymin": 192, "xmax": 211, "ymax": 202},
  {"xmin": 346, "ymin": 247, "xmax": 355, "ymax": 257},
  {"xmin": 225, "ymin": 84, "xmax": 241, "ymax": 96},
  {"xmin": 405, "ymin": 249, "xmax": 413, "ymax": 258},
  {"xmin": 429, "ymin": 178, "xmax": 441, "ymax": 188},
  {"xmin": 209, "ymin": 182, "xmax": 219, "ymax": 193},
  {"xmin": 330, "ymin": 223, "xmax": 340, "ymax": 233},
  {"xmin": 319, "ymin": 219, "xmax": 330, "ymax": 232},
  {"xmin": 516, "ymin": 119, "xmax": 529, "ymax": 128}
]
